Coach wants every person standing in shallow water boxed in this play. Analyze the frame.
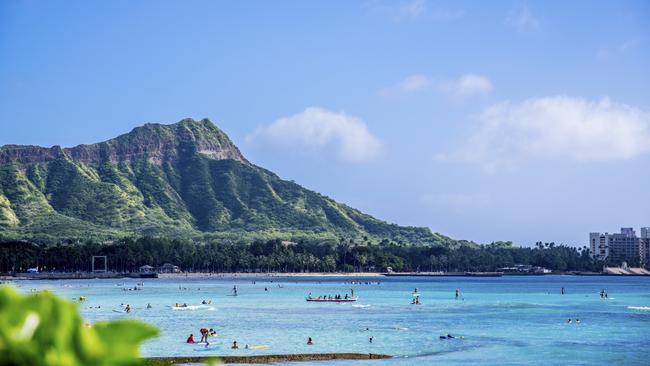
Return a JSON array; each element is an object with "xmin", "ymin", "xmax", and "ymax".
[
  {"xmin": 561, "ymin": 287, "xmax": 565, "ymax": 295},
  {"xmin": 455, "ymin": 288, "xmax": 460, "ymax": 300}
]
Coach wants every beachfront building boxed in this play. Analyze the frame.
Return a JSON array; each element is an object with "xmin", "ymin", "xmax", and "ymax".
[
  {"xmin": 642, "ymin": 228, "xmax": 650, "ymax": 266},
  {"xmin": 139, "ymin": 265, "xmax": 155, "ymax": 273},
  {"xmin": 497, "ymin": 264, "xmax": 552, "ymax": 274},
  {"xmin": 590, "ymin": 228, "xmax": 645, "ymax": 265},
  {"xmin": 641, "ymin": 227, "xmax": 650, "ymax": 239}
]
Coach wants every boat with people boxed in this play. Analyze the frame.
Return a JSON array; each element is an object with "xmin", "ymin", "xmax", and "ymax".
[
  {"xmin": 305, "ymin": 293, "xmax": 358, "ymax": 302},
  {"xmin": 306, "ymin": 297, "xmax": 358, "ymax": 302}
]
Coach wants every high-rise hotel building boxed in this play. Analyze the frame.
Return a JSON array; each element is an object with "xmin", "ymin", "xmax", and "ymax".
[{"xmin": 590, "ymin": 227, "xmax": 648, "ymax": 265}]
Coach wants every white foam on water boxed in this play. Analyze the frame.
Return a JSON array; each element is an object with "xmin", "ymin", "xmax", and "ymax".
[
  {"xmin": 171, "ymin": 305, "xmax": 215, "ymax": 311},
  {"xmin": 628, "ymin": 306, "xmax": 650, "ymax": 311}
]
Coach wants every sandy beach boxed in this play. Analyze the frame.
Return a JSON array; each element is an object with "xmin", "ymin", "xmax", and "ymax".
[{"xmin": 157, "ymin": 272, "xmax": 385, "ymax": 279}]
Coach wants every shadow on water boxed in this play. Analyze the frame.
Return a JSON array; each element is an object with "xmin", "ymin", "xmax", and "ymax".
[{"xmin": 398, "ymin": 335, "xmax": 529, "ymax": 360}]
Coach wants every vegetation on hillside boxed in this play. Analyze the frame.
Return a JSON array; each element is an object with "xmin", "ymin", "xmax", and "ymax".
[{"xmin": 0, "ymin": 119, "xmax": 439, "ymax": 245}]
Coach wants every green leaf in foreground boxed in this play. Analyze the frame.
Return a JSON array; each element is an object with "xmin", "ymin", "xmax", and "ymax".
[{"xmin": 0, "ymin": 285, "xmax": 158, "ymax": 366}]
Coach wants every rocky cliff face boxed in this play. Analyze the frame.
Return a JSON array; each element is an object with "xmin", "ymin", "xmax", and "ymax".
[
  {"xmin": 0, "ymin": 119, "xmax": 441, "ymax": 245},
  {"xmin": 0, "ymin": 119, "xmax": 247, "ymax": 165}
]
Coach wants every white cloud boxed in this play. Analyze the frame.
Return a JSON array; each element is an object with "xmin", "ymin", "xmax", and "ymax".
[
  {"xmin": 449, "ymin": 96, "xmax": 650, "ymax": 172},
  {"xmin": 440, "ymin": 74, "xmax": 493, "ymax": 97},
  {"xmin": 597, "ymin": 39, "xmax": 640, "ymax": 59},
  {"xmin": 365, "ymin": 0, "xmax": 426, "ymax": 22},
  {"xmin": 247, "ymin": 107, "xmax": 383, "ymax": 163},
  {"xmin": 507, "ymin": 3, "xmax": 540, "ymax": 33},
  {"xmin": 381, "ymin": 74, "xmax": 432, "ymax": 96},
  {"xmin": 366, "ymin": 0, "xmax": 463, "ymax": 23},
  {"xmin": 396, "ymin": 0, "xmax": 426, "ymax": 21}
]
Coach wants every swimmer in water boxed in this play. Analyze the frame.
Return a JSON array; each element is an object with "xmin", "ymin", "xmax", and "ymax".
[
  {"xmin": 231, "ymin": 341, "xmax": 239, "ymax": 349},
  {"xmin": 146, "ymin": 303, "xmax": 152, "ymax": 309},
  {"xmin": 186, "ymin": 334, "xmax": 195, "ymax": 344},
  {"xmin": 567, "ymin": 319, "xmax": 572, "ymax": 323},
  {"xmin": 307, "ymin": 337, "xmax": 313, "ymax": 345}
]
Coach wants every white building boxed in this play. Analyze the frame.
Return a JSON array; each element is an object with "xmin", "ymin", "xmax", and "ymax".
[
  {"xmin": 641, "ymin": 227, "xmax": 650, "ymax": 239},
  {"xmin": 590, "ymin": 228, "xmax": 645, "ymax": 264}
]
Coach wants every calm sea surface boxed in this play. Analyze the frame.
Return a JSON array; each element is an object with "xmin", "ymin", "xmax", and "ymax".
[{"xmin": 12, "ymin": 275, "xmax": 650, "ymax": 365}]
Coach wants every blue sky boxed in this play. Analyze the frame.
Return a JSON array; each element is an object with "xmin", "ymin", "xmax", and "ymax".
[{"xmin": 1, "ymin": 0, "xmax": 649, "ymax": 246}]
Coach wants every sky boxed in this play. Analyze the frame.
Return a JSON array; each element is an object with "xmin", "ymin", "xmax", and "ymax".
[{"xmin": 1, "ymin": 0, "xmax": 649, "ymax": 246}]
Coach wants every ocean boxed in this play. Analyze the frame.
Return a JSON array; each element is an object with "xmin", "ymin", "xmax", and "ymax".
[{"xmin": 12, "ymin": 275, "xmax": 650, "ymax": 365}]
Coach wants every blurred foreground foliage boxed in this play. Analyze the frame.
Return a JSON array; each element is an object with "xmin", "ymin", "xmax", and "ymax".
[{"xmin": 0, "ymin": 285, "xmax": 158, "ymax": 366}]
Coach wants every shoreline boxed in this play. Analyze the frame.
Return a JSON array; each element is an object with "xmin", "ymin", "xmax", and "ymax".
[
  {"xmin": 4, "ymin": 271, "xmax": 641, "ymax": 281},
  {"xmin": 158, "ymin": 272, "xmax": 385, "ymax": 279},
  {"xmin": 143, "ymin": 353, "xmax": 392, "ymax": 365}
]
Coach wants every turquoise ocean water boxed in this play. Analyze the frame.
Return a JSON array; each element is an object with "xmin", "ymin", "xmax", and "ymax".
[{"xmin": 11, "ymin": 275, "xmax": 650, "ymax": 365}]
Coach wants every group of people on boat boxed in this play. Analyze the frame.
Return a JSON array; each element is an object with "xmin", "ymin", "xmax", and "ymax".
[
  {"xmin": 178, "ymin": 285, "xmax": 202, "ymax": 291},
  {"xmin": 121, "ymin": 286, "xmax": 142, "ymax": 292},
  {"xmin": 344, "ymin": 281, "xmax": 381, "ymax": 285},
  {"xmin": 307, "ymin": 293, "xmax": 352, "ymax": 300}
]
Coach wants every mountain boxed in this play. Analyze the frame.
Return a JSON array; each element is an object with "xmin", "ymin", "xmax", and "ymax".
[{"xmin": 0, "ymin": 119, "xmax": 448, "ymax": 245}]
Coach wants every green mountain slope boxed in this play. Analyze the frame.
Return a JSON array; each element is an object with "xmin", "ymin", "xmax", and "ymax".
[{"xmin": 0, "ymin": 119, "xmax": 446, "ymax": 245}]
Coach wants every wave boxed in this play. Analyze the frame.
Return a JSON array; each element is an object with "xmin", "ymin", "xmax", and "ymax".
[
  {"xmin": 171, "ymin": 305, "xmax": 215, "ymax": 311},
  {"xmin": 628, "ymin": 306, "xmax": 650, "ymax": 311},
  {"xmin": 352, "ymin": 304, "xmax": 371, "ymax": 308}
]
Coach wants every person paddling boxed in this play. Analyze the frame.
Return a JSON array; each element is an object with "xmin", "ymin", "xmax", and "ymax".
[{"xmin": 199, "ymin": 328, "xmax": 209, "ymax": 343}]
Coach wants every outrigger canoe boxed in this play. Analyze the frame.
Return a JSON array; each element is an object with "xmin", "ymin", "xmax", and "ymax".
[{"xmin": 306, "ymin": 297, "xmax": 358, "ymax": 302}]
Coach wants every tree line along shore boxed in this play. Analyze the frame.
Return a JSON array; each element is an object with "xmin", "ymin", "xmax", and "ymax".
[{"xmin": 0, "ymin": 237, "xmax": 617, "ymax": 275}]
